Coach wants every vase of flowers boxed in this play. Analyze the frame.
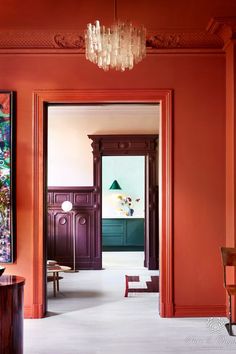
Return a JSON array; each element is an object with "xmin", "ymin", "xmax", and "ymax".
[{"xmin": 117, "ymin": 194, "xmax": 140, "ymax": 217}]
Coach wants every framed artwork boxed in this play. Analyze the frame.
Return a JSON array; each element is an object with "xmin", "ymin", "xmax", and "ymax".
[{"xmin": 0, "ymin": 91, "xmax": 14, "ymax": 263}]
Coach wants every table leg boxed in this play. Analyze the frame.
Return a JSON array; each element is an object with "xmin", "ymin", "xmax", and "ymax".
[
  {"xmin": 56, "ymin": 273, "xmax": 60, "ymax": 292},
  {"xmin": 53, "ymin": 272, "xmax": 56, "ymax": 297}
]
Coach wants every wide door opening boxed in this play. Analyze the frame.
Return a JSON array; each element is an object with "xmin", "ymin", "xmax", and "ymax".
[{"xmin": 46, "ymin": 104, "xmax": 159, "ymax": 311}]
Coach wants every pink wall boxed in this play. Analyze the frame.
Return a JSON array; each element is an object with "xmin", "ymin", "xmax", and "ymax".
[{"xmin": 0, "ymin": 52, "xmax": 226, "ymax": 316}]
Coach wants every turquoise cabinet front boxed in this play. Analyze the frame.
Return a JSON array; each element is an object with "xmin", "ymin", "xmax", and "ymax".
[
  {"xmin": 102, "ymin": 219, "xmax": 124, "ymax": 246},
  {"xmin": 126, "ymin": 219, "xmax": 144, "ymax": 246},
  {"xmin": 102, "ymin": 218, "xmax": 144, "ymax": 250}
]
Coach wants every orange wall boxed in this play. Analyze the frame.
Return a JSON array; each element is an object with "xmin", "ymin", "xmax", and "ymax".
[{"xmin": 0, "ymin": 52, "xmax": 226, "ymax": 315}]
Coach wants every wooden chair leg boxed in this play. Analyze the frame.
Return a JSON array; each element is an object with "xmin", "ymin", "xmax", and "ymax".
[
  {"xmin": 225, "ymin": 294, "xmax": 234, "ymax": 336},
  {"xmin": 229, "ymin": 295, "xmax": 233, "ymax": 335}
]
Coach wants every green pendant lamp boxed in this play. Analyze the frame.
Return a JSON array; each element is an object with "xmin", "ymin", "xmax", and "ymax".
[{"xmin": 109, "ymin": 180, "xmax": 122, "ymax": 190}]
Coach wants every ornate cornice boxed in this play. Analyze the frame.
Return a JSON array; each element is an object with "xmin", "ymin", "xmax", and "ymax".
[
  {"xmin": 0, "ymin": 31, "xmax": 85, "ymax": 51},
  {"xmin": 54, "ymin": 33, "xmax": 85, "ymax": 49},
  {"xmin": 207, "ymin": 17, "xmax": 236, "ymax": 45},
  {"xmin": 146, "ymin": 31, "xmax": 222, "ymax": 50},
  {"xmin": 0, "ymin": 29, "xmax": 223, "ymax": 53}
]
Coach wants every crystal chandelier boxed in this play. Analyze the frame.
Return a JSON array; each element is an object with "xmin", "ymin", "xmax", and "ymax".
[{"xmin": 84, "ymin": 0, "xmax": 146, "ymax": 72}]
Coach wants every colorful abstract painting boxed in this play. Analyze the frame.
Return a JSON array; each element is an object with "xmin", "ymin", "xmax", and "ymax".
[{"xmin": 0, "ymin": 92, "xmax": 14, "ymax": 263}]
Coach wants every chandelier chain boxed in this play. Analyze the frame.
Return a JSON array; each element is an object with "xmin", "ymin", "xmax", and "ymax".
[{"xmin": 114, "ymin": 0, "xmax": 118, "ymax": 22}]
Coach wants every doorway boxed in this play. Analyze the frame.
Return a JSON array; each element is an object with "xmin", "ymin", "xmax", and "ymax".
[
  {"xmin": 88, "ymin": 134, "xmax": 159, "ymax": 270},
  {"xmin": 102, "ymin": 156, "xmax": 145, "ymax": 269},
  {"xmin": 46, "ymin": 109, "xmax": 158, "ymax": 309},
  {"xmin": 32, "ymin": 89, "xmax": 173, "ymax": 318}
]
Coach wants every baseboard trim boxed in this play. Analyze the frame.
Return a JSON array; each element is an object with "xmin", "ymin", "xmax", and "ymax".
[
  {"xmin": 24, "ymin": 306, "xmax": 33, "ymax": 319},
  {"xmin": 74, "ymin": 261, "xmax": 102, "ymax": 270},
  {"xmin": 174, "ymin": 304, "xmax": 226, "ymax": 317},
  {"xmin": 25, "ymin": 303, "xmax": 226, "ymax": 319},
  {"xmin": 24, "ymin": 304, "xmax": 44, "ymax": 319},
  {"xmin": 160, "ymin": 302, "xmax": 174, "ymax": 317}
]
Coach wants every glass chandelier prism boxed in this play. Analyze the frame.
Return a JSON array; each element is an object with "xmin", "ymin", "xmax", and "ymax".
[{"xmin": 84, "ymin": 2, "xmax": 146, "ymax": 72}]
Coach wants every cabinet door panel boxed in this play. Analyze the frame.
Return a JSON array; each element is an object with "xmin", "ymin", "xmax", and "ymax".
[
  {"xmin": 102, "ymin": 219, "xmax": 124, "ymax": 235},
  {"xmin": 126, "ymin": 219, "xmax": 144, "ymax": 246},
  {"xmin": 103, "ymin": 235, "xmax": 124, "ymax": 246},
  {"xmin": 53, "ymin": 211, "xmax": 73, "ymax": 263},
  {"xmin": 47, "ymin": 187, "xmax": 99, "ymax": 269},
  {"xmin": 102, "ymin": 219, "xmax": 124, "ymax": 246},
  {"xmin": 47, "ymin": 211, "xmax": 54, "ymax": 259},
  {"xmin": 74, "ymin": 211, "xmax": 92, "ymax": 258}
]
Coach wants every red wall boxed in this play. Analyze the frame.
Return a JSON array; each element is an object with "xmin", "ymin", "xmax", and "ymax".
[{"xmin": 0, "ymin": 52, "xmax": 226, "ymax": 316}]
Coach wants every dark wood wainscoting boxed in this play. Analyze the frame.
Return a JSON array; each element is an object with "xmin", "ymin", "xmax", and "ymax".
[{"xmin": 47, "ymin": 187, "xmax": 101, "ymax": 270}]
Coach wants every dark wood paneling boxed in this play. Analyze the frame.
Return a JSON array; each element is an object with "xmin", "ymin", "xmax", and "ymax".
[
  {"xmin": 47, "ymin": 187, "xmax": 98, "ymax": 269},
  {"xmin": 47, "ymin": 211, "xmax": 53, "ymax": 258},
  {"xmin": 74, "ymin": 192, "xmax": 93, "ymax": 206},
  {"xmin": 54, "ymin": 212, "xmax": 73, "ymax": 263},
  {"xmin": 48, "ymin": 186, "xmax": 94, "ymax": 207},
  {"xmin": 54, "ymin": 193, "xmax": 71, "ymax": 205},
  {"xmin": 74, "ymin": 211, "xmax": 91, "ymax": 258},
  {"xmin": 88, "ymin": 134, "xmax": 158, "ymax": 156}
]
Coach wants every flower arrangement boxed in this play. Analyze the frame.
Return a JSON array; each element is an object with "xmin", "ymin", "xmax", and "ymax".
[{"xmin": 117, "ymin": 194, "xmax": 140, "ymax": 216}]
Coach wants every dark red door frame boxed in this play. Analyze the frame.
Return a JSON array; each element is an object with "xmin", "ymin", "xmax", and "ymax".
[
  {"xmin": 88, "ymin": 134, "xmax": 159, "ymax": 270},
  {"xmin": 33, "ymin": 89, "xmax": 173, "ymax": 318}
]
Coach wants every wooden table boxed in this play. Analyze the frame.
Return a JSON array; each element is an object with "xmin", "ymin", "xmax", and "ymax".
[
  {"xmin": 47, "ymin": 265, "xmax": 71, "ymax": 297},
  {"xmin": 0, "ymin": 275, "xmax": 25, "ymax": 354}
]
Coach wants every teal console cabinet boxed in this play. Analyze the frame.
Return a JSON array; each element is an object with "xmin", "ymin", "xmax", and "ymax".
[{"xmin": 102, "ymin": 218, "xmax": 144, "ymax": 251}]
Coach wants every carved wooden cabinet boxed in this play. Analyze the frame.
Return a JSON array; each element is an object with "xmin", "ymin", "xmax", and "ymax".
[
  {"xmin": 47, "ymin": 209, "xmax": 73, "ymax": 266},
  {"xmin": 47, "ymin": 187, "xmax": 100, "ymax": 270}
]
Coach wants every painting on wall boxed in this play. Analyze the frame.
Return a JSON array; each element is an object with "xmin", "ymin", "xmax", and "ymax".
[{"xmin": 0, "ymin": 92, "xmax": 14, "ymax": 263}]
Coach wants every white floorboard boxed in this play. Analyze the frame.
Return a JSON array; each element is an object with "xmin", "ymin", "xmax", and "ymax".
[{"xmin": 24, "ymin": 252, "xmax": 235, "ymax": 354}]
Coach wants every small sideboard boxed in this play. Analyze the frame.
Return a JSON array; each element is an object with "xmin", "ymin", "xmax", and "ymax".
[{"xmin": 102, "ymin": 218, "xmax": 144, "ymax": 251}]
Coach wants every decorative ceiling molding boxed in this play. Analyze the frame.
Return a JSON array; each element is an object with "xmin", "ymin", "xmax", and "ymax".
[
  {"xmin": 0, "ymin": 31, "xmax": 85, "ymax": 51},
  {"xmin": 207, "ymin": 17, "xmax": 236, "ymax": 45},
  {"xmin": 0, "ymin": 29, "xmax": 223, "ymax": 53},
  {"xmin": 146, "ymin": 31, "xmax": 222, "ymax": 49},
  {"xmin": 54, "ymin": 33, "xmax": 84, "ymax": 49}
]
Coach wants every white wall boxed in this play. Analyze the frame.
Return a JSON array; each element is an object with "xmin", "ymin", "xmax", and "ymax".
[{"xmin": 48, "ymin": 104, "xmax": 159, "ymax": 186}]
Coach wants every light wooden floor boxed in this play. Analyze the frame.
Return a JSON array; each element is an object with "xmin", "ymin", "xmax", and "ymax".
[
  {"xmin": 24, "ymin": 252, "xmax": 233, "ymax": 354},
  {"xmin": 102, "ymin": 251, "xmax": 146, "ymax": 269}
]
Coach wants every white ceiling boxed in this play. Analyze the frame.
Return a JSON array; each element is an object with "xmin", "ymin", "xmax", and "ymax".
[{"xmin": 48, "ymin": 104, "xmax": 160, "ymax": 132}]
